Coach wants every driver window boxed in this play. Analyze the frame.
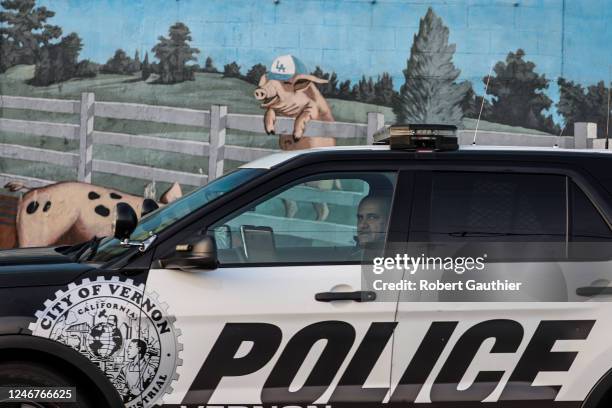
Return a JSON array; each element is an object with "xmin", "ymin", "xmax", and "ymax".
[{"xmin": 209, "ymin": 172, "xmax": 397, "ymax": 264}]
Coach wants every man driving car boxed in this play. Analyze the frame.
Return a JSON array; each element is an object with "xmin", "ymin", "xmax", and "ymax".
[{"xmin": 356, "ymin": 193, "xmax": 392, "ymax": 249}]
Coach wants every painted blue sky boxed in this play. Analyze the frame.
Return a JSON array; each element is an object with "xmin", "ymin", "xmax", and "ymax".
[{"xmin": 35, "ymin": 0, "xmax": 612, "ymax": 115}]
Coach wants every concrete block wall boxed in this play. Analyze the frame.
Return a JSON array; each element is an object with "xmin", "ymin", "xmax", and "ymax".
[{"xmin": 55, "ymin": 0, "xmax": 611, "ymax": 90}]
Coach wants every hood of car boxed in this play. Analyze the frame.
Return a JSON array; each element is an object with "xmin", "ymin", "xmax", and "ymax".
[
  {"xmin": 0, "ymin": 247, "xmax": 94, "ymax": 287},
  {"xmin": 0, "ymin": 247, "xmax": 73, "ymax": 266}
]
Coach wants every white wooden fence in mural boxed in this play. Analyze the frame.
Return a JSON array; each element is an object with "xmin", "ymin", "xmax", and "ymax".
[
  {"xmin": 0, "ymin": 92, "xmax": 603, "ymax": 189},
  {"xmin": 0, "ymin": 92, "xmax": 385, "ymax": 188}
]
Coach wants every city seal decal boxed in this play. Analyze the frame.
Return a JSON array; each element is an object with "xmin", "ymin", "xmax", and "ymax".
[{"xmin": 29, "ymin": 276, "xmax": 183, "ymax": 407}]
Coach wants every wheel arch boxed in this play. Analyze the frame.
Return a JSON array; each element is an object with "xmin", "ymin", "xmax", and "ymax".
[
  {"xmin": 582, "ymin": 366, "xmax": 612, "ymax": 408},
  {"xmin": 0, "ymin": 334, "xmax": 123, "ymax": 408}
]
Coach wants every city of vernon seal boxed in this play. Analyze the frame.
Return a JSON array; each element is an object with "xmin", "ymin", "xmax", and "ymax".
[{"xmin": 29, "ymin": 276, "xmax": 183, "ymax": 407}]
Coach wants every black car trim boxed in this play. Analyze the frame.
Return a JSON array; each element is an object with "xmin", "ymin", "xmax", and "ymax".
[
  {"xmin": 386, "ymin": 170, "xmax": 414, "ymax": 244},
  {"xmin": 0, "ymin": 262, "xmax": 95, "ymax": 288},
  {"xmin": 0, "ymin": 316, "xmax": 33, "ymax": 335}
]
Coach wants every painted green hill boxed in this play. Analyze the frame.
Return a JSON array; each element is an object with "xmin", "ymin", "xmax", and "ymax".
[
  {"xmin": 0, "ymin": 65, "xmax": 549, "ymax": 195},
  {"xmin": 0, "ymin": 65, "xmax": 392, "ymax": 123},
  {"xmin": 0, "ymin": 64, "xmax": 549, "ymax": 132}
]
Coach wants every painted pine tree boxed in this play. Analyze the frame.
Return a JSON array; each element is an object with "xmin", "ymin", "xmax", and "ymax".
[{"xmin": 393, "ymin": 8, "xmax": 469, "ymax": 126}]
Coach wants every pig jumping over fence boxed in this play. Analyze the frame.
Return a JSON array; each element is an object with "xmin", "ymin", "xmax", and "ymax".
[
  {"xmin": 255, "ymin": 72, "xmax": 335, "ymax": 147},
  {"xmin": 254, "ymin": 55, "xmax": 339, "ymax": 220},
  {"xmin": 6, "ymin": 181, "xmax": 181, "ymax": 248}
]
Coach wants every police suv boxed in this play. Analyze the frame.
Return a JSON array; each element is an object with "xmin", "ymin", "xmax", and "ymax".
[{"xmin": 2, "ymin": 125, "xmax": 612, "ymax": 408}]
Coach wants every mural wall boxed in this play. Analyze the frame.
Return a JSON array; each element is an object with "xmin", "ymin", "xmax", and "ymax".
[{"xmin": 1, "ymin": 0, "xmax": 611, "ymax": 249}]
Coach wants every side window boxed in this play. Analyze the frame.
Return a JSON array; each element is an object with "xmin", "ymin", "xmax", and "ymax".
[
  {"xmin": 412, "ymin": 172, "xmax": 567, "ymax": 243},
  {"xmin": 409, "ymin": 171, "xmax": 569, "ymax": 261},
  {"xmin": 209, "ymin": 172, "xmax": 397, "ymax": 264},
  {"xmin": 570, "ymin": 181, "xmax": 612, "ymax": 241}
]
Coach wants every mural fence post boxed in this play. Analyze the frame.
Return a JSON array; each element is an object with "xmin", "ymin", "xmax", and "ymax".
[
  {"xmin": 208, "ymin": 105, "xmax": 227, "ymax": 181},
  {"xmin": 574, "ymin": 122, "xmax": 597, "ymax": 149},
  {"xmin": 78, "ymin": 92, "xmax": 95, "ymax": 183},
  {"xmin": 367, "ymin": 112, "xmax": 385, "ymax": 145}
]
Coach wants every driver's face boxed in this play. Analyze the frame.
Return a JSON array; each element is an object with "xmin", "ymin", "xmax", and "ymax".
[{"xmin": 357, "ymin": 198, "xmax": 389, "ymax": 247}]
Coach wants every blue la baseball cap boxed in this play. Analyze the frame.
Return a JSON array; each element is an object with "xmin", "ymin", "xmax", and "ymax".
[{"xmin": 267, "ymin": 54, "xmax": 309, "ymax": 81}]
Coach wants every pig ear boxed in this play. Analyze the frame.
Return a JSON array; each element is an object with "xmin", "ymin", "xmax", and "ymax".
[
  {"xmin": 159, "ymin": 182, "xmax": 182, "ymax": 204},
  {"xmin": 291, "ymin": 74, "xmax": 328, "ymax": 92},
  {"xmin": 258, "ymin": 74, "xmax": 268, "ymax": 87},
  {"xmin": 293, "ymin": 78, "xmax": 312, "ymax": 92},
  {"xmin": 292, "ymin": 74, "xmax": 328, "ymax": 85}
]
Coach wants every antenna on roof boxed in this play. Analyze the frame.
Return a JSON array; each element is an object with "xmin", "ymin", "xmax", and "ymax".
[
  {"xmin": 473, "ymin": 62, "xmax": 494, "ymax": 145},
  {"xmin": 555, "ymin": 124, "xmax": 565, "ymax": 148},
  {"xmin": 606, "ymin": 66, "xmax": 611, "ymax": 149}
]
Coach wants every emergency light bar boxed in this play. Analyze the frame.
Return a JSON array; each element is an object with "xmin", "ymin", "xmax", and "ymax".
[{"xmin": 374, "ymin": 124, "xmax": 458, "ymax": 151}]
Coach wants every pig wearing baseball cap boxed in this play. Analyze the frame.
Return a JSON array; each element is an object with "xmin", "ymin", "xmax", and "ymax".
[{"xmin": 254, "ymin": 54, "xmax": 336, "ymax": 150}]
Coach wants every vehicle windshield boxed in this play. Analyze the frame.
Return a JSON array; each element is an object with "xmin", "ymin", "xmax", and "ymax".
[{"xmin": 88, "ymin": 168, "xmax": 264, "ymax": 262}]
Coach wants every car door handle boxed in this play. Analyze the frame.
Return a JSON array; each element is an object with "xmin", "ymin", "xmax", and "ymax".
[
  {"xmin": 576, "ymin": 286, "xmax": 612, "ymax": 297},
  {"xmin": 315, "ymin": 291, "xmax": 376, "ymax": 302}
]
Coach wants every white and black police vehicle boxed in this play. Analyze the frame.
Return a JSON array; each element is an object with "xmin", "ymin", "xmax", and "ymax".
[{"xmin": 2, "ymin": 124, "xmax": 612, "ymax": 408}]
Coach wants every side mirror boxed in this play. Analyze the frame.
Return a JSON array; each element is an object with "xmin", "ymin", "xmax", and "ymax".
[
  {"xmin": 113, "ymin": 202, "xmax": 138, "ymax": 240},
  {"xmin": 114, "ymin": 202, "xmax": 157, "ymax": 252},
  {"xmin": 160, "ymin": 236, "xmax": 218, "ymax": 271}
]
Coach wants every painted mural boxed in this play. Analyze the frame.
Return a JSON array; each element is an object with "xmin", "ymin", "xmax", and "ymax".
[{"xmin": 0, "ymin": 0, "xmax": 611, "ymax": 249}]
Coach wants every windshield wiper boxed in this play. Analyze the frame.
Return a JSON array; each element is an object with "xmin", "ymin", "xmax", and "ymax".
[{"xmin": 74, "ymin": 236, "xmax": 103, "ymax": 262}]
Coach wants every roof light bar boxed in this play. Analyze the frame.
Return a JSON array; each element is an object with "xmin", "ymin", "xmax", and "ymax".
[{"xmin": 374, "ymin": 124, "xmax": 459, "ymax": 151}]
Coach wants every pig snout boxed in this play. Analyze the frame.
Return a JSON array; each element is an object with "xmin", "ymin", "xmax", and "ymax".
[
  {"xmin": 254, "ymin": 88, "xmax": 267, "ymax": 100},
  {"xmin": 254, "ymin": 85, "xmax": 280, "ymax": 108}
]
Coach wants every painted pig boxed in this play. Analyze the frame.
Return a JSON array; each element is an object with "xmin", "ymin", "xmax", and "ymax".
[
  {"xmin": 254, "ymin": 73, "xmax": 336, "ymax": 149},
  {"xmin": 0, "ymin": 192, "xmax": 18, "ymax": 249},
  {"xmin": 10, "ymin": 181, "xmax": 181, "ymax": 248},
  {"xmin": 254, "ymin": 55, "xmax": 339, "ymax": 220}
]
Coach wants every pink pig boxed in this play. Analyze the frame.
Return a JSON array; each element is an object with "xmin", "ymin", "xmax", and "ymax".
[
  {"xmin": 7, "ymin": 181, "xmax": 181, "ymax": 248},
  {"xmin": 254, "ymin": 72, "xmax": 340, "ymax": 220},
  {"xmin": 254, "ymin": 73, "xmax": 336, "ymax": 148}
]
